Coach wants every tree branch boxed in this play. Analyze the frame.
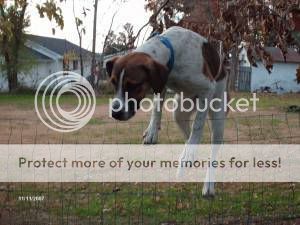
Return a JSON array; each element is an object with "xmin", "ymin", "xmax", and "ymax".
[
  {"xmin": 72, "ymin": 0, "xmax": 82, "ymax": 39},
  {"xmin": 133, "ymin": 0, "xmax": 171, "ymax": 44},
  {"xmin": 102, "ymin": 11, "xmax": 117, "ymax": 54}
]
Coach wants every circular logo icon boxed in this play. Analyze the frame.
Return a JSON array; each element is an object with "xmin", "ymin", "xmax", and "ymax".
[{"xmin": 35, "ymin": 71, "xmax": 96, "ymax": 132}]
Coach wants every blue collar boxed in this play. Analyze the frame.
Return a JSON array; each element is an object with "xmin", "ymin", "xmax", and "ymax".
[
  {"xmin": 158, "ymin": 36, "xmax": 175, "ymax": 72},
  {"xmin": 148, "ymin": 32, "xmax": 175, "ymax": 72}
]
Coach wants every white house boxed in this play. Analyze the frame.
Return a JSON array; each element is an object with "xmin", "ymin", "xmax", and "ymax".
[
  {"xmin": 240, "ymin": 47, "xmax": 300, "ymax": 93},
  {"xmin": 0, "ymin": 34, "xmax": 99, "ymax": 92}
]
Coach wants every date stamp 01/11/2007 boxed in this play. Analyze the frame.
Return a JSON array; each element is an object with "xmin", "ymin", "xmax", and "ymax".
[{"xmin": 18, "ymin": 195, "xmax": 45, "ymax": 202}]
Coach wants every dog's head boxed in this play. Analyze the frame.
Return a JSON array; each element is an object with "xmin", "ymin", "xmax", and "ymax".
[{"xmin": 106, "ymin": 52, "xmax": 169, "ymax": 121}]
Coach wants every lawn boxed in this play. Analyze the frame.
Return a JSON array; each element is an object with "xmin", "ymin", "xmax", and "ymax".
[
  {"xmin": 0, "ymin": 93, "xmax": 110, "ymax": 109},
  {"xmin": 1, "ymin": 92, "xmax": 299, "ymax": 110},
  {"xmin": 0, "ymin": 92, "xmax": 299, "ymax": 224},
  {"xmin": 1, "ymin": 183, "xmax": 298, "ymax": 225}
]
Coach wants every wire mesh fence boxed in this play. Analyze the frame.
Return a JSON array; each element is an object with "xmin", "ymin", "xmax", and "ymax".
[
  {"xmin": 1, "ymin": 113, "xmax": 300, "ymax": 145},
  {"xmin": 0, "ymin": 113, "xmax": 299, "ymax": 225}
]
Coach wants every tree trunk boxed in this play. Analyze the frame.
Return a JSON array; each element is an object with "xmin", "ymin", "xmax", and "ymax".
[
  {"xmin": 10, "ymin": 36, "xmax": 22, "ymax": 92},
  {"xmin": 8, "ymin": 71, "xmax": 18, "ymax": 92},
  {"xmin": 79, "ymin": 37, "xmax": 84, "ymax": 76},
  {"xmin": 4, "ymin": 45, "xmax": 19, "ymax": 92},
  {"xmin": 4, "ymin": 53, "xmax": 17, "ymax": 92}
]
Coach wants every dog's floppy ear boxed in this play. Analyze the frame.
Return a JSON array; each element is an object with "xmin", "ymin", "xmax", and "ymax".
[
  {"xmin": 145, "ymin": 60, "xmax": 169, "ymax": 94},
  {"xmin": 106, "ymin": 57, "xmax": 119, "ymax": 77}
]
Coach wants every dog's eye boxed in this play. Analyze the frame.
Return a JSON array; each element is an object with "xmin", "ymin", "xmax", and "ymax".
[{"xmin": 110, "ymin": 78, "xmax": 117, "ymax": 86}]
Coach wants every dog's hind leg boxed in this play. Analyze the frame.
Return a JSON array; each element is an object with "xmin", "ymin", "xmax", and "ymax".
[
  {"xmin": 210, "ymin": 78, "xmax": 227, "ymax": 144},
  {"xmin": 176, "ymin": 85, "xmax": 215, "ymax": 175},
  {"xmin": 173, "ymin": 93, "xmax": 196, "ymax": 141},
  {"xmin": 202, "ymin": 78, "xmax": 227, "ymax": 198}
]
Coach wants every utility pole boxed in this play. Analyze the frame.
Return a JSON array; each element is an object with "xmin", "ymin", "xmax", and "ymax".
[{"xmin": 91, "ymin": 0, "xmax": 98, "ymax": 87}]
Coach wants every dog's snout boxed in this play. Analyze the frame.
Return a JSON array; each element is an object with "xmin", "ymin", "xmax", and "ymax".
[
  {"xmin": 112, "ymin": 99, "xmax": 122, "ymax": 112},
  {"xmin": 111, "ymin": 110, "xmax": 125, "ymax": 120},
  {"xmin": 110, "ymin": 102, "xmax": 136, "ymax": 122},
  {"xmin": 110, "ymin": 98, "xmax": 127, "ymax": 121}
]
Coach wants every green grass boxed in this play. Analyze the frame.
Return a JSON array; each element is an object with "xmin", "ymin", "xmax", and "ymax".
[
  {"xmin": 7, "ymin": 183, "xmax": 299, "ymax": 224},
  {"xmin": 88, "ymin": 118, "xmax": 106, "ymax": 125},
  {"xmin": 1, "ymin": 92, "xmax": 299, "ymax": 111},
  {"xmin": 0, "ymin": 93, "xmax": 110, "ymax": 108},
  {"xmin": 231, "ymin": 93, "xmax": 300, "ymax": 111},
  {"xmin": 71, "ymin": 185, "xmax": 299, "ymax": 224}
]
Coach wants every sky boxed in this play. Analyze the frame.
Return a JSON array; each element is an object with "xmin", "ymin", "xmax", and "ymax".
[{"xmin": 26, "ymin": 0, "xmax": 152, "ymax": 53}]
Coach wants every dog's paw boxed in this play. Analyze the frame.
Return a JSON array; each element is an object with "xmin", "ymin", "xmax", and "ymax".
[
  {"xmin": 202, "ymin": 182, "xmax": 215, "ymax": 198},
  {"xmin": 143, "ymin": 126, "xmax": 159, "ymax": 144},
  {"xmin": 179, "ymin": 145, "xmax": 196, "ymax": 162},
  {"xmin": 176, "ymin": 145, "xmax": 197, "ymax": 178}
]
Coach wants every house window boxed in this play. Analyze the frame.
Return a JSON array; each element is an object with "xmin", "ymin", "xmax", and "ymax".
[{"xmin": 73, "ymin": 60, "xmax": 79, "ymax": 70}]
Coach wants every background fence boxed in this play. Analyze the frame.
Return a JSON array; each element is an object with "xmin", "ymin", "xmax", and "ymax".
[
  {"xmin": 0, "ymin": 113, "xmax": 299, "ymax": 224},
  {"xmin": 237, "ymin": 67, "xmax": 252, "ymax": 92}
]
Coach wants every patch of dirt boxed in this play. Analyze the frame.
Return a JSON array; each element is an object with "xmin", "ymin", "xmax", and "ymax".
[{"xmin": 0, "ymin": 103, "xmax": 299, "ymax": 144}]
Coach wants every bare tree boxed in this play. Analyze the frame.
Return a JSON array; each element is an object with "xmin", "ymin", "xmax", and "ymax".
[
  {"xmin": 72, "ymin": 0, "xmax": 87, "ymax": 76},
  {"xmin": 104, "ymin": 23, "xmax": 135, "ymax": 55},
  {"xmin": 95, "ymin": 11, "xmax": 117, "ymax": 91}
]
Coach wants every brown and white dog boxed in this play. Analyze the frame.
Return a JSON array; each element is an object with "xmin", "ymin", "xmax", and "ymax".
[{"xmin": 106, "ymin": 26, "xmax": 227, "ymax": 197}]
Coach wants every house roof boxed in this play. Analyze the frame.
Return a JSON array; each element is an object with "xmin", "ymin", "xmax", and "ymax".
[
  {"xmin": 24, "ymin": 46, "xmax": 52, "ymax": 60},
  {"xmin": 26, "ymin": 34, "xmax": 96, "ymax": 58},
  {"xmin": 265, "ymin": 47, "xmax": 300, "ymax": 63}
]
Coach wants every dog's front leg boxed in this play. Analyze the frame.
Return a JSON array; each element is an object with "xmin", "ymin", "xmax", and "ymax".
[{"xmin": 143, "ymin": 90, "xmax": 166, "ymax": 144}]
